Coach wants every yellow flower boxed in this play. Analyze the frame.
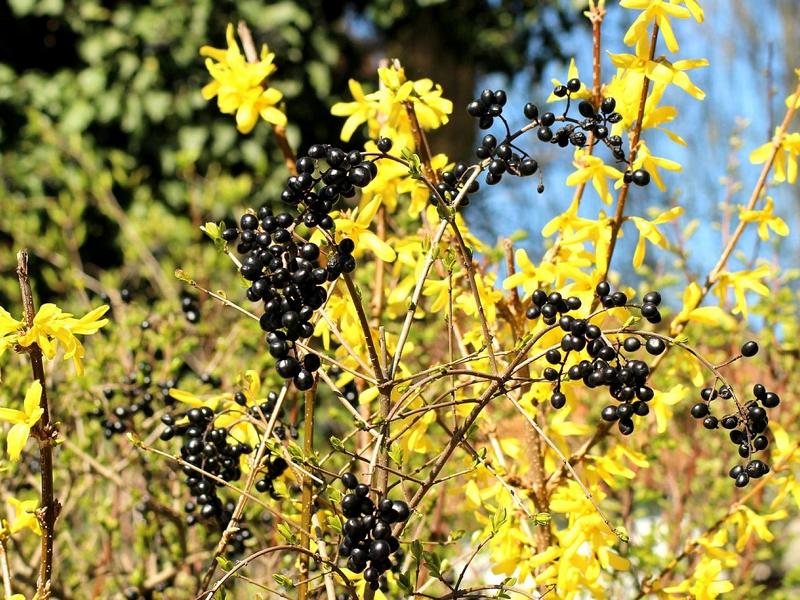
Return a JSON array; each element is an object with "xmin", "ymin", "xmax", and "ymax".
[
  {"xmin": 609, "ymin": 53, "xmax": 708, "ymax": 100},
  {"xmin": 565, "ymin": 150, "xmax": 623, "ymax": 204},
  {"xmin": 713, "ymin": 264, "xmax": 771, "ymax": 319},
  {"xmin": 200, "ymin": 24, "xmax": 287, "ymax": 134},
  {"xmin": 626, "ymin": 205, "xmax": 683, "ymax": 268},
  {"xmin": 4, "ymin": 496, "xmax": 42, "ymax": 536},
  {"xmin": 375, "ymin": 65, "xmax": 452, "ymax": 131},
  {"xmin": 333, "ymin": 196, "xmax": 397, "ymax": 262},
  {"xmin": 749, "ymin": 130, "xmax": 800, "ymax": 184},
  {"xmin": 739, "ymin": 196, "xmax": 789, "ymax": 240},
  {"xmin": 664, "ymin": 557, "xmax": 733, "ymax": 600},
  {"xmin": 620, "ymin": 0, "xmax": 692, "ymax": 55},
  {"xmin": 14, "ymin": 304, "xmax": 109, "ymax": 375},
  {"xmin": 330, "ymin": 79, "xmax": 382, "ymax": 142},
  {"xmin": 0, "ymin": 307, "xmax": 21, "ymax": 337},
  {"xmin": 671, "ymin": 282, "xmax": 735, "ymax": 330},
  {"xmin": 650, "ymin": 384, "xmax": 686, "ymax": 433},
  {"xmin": 0, "ymin": 381, "xmax": 44, "ymax": 461}
]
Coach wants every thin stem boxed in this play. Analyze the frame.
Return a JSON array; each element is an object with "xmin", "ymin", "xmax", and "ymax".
[
  {"xmin": 237, "ymin": 20, "xmax": 296, "ymax": 175},
  {"xmin": 0, "ymin": 537, "xmax": 13, "ymax": 598},
  {"xmin": 196, "ymin": 383, "xmax": 290, "ymax": 592},
  {"xmin": 17, "ymin": 250, "xmax": 58, "ymax": 600},
  {"xmin": 298, "ymin": 385, "xmax": 316, "ymax": 600}
]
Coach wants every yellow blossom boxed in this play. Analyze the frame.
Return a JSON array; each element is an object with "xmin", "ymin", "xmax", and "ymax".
[
  {"xmin": 10, "ymin": 303, "xmax": 109, "ymax": 375},
  {"xmin": 565, "ymin": 150, "xmax": 623, "ymax": 204},
  {"xmin": 626, "ymin": 205, "xmax": 683, "ymax": 268},
  {"xmin": 609, "ymin": 52, "xmax": 708, "ymax": 99},
  {"xmin": 546, "ymin": 59, "xmax": 591, "ymax": 102},
  {"xmin": 4, "ymin": 496, "xmax": 42, "ymax": 536},
  {"xmin": 620, "ymin": 0, "xmax": 692, "ymax": 54},
  {"xmin": 739, "ymin": 196, "xmax": 789, "ymax": 240},
  {"xmin": 330, "ymin": 79, "xmax": 382, "ymax": 142},
  {"xmin": 663, "ymin": 557, "xmax": 733, "ymax": 600},
  {"xmin": 671, "ymin": 282, "xmax": 735, "ymax": 330},
  {"xmin": 200, "ymin": 24, "xmax": 286, "ymax": 134},
  {"xmin": 334, "ymin": 195, "xmax": 397, "ymax": 262},
  {"xmin": 650, "ymin": 384, "xmax": 686, "ymax": 433},
  {"xmin": 0, "ymin": 381, "xmax": 43, "ymax": 461},
  {"xmin": 375, "ymin": 65, "xmax": 452, "ymax": 131},
  {"xmin": 713, "ymin": 264, "xmax": 771, "ymax": 319},
  {"xmin": 749, "ymin": 130, "xmax": 800, "ymax": 184}
]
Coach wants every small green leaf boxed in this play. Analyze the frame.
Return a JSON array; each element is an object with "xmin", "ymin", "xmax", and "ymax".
[
  {"xmin": 273, "ymin": 573, "xmax": 294, "ymax": 589},
  {"xmin": 277, "ymin": 523, "xmax": 296, "ymax": 544},
  {"xmin": 216, "ymin": 556, "xmax": 233, "ymax": 571},
  {"xmin": 534, "ymin": 512, "xmax": 551, "ymax": 526},
  {"xmin": 330, "ymin": 436, "xmax": 344, "ymax": 451}
]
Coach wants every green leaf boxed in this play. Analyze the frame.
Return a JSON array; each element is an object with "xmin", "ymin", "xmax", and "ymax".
[
  {"xmin": 326, "ymin": 515, "xmax": 343, "ymax": 533},
  {"xmin": 492, "ymin": 508, "xmax": 507, "ymax": 533},
  {"xmin": 401, "ymin": 147, "xmax": 422, "ymax": 179},
  {"xmin": 273, "ymin": 573, "xmax": 294, "ymax": 589},
  {"xmin": 277, "ymin": 523, "xmax": 296, "ymax": 544},
  {"xmin": 216, "ymin": 556, "xmax": 233, "ymax": 572},
  {"xmin": 330, "ymin": 436, "xmax": 344, "ymax": 451}
]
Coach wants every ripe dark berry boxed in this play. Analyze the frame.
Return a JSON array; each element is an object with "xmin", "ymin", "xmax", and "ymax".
[
  {"xmin": 550, "ymin": 392, "xmax": 567, "ymax": 410},
  {"xmin": 762, "ymin": 392, "xmax": 780, "ymax": 408},
  {"xmin": 523, "ymin": 103, "xmax": 539, "ymax": 120},
  {"xmin": 741, "ymin": 341, "xmax": 758, "ymax": 357},
  {"xmin": 537, "ymin": 126, "xmax": 553, "ymax": 142},
  {"xmin": 690, "ymin": 403, "xmax": 709, "ymax": 418},
  {"xmin": 540, "ymin": 112, "xmax": 555, "ymax": 127},
  {"xmin": 601, "ymin": 97, "xmax": 616, "ymax": 114},
  {"xmin": 553, "ymin": 85, "xmax": 568, "ymax": 97},
  {"xmin": 566, "ymin": 78, "xmax": 582, "ymax": 93},
  {"xmin": 601, "ymin": 406, "xmax": 618, "ymax": 421},
  {"xmin": 631, "ymin": 169, "xmax": 650, "ymax": 186},
  {"xmin": 623, "ymin": 337, "xmax": 641, "ymax": 352},
  {"xmin": 595, "ymin": 281, "xmax": 610, "ymax": 297},
  {"xmin": 376, "ymin": 137, "xmax": 393, "ymax": 153},
  {"xmin": 645, "ymin": 337, "xmax": 666, "ymax": 355},
  {"xmin": 703, "ymin": 416, "xmax": 719, "ymax": 429}
]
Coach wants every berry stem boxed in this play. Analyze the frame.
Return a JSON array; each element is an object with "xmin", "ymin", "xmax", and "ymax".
[{"xmin": 16, "ymin": 250, "xmax": 59, "ymax": 600}]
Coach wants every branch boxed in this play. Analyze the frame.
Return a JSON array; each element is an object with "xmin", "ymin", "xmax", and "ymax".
[{"xmin": 17, "ymin": 250, "xmax": 59, "ymax": 600}]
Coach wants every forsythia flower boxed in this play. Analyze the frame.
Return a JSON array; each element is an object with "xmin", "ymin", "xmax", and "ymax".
[
  {"xmin": 330, "ymin": 79, "xmax": 382, "ymax": 142},
  {"xmin": 663, "ymin": 557, "xmax": 733, "ymax": 600},
  {"xmin": 608, "ymin": 53, "xmax": 708, "ymax": 100},
  {"xmin": 376, "ymin": 65, "xmax": 452, "ymax": 131},
  {"xmin": 3, "ymin": 496, "xmax": 42, "ymax": 536},
  {"xmin": 627, "ymin": 205, "xmax": 683, "ymax": 268},
  {"xmin": 0, "ymin": 381, "xmax": 43, "ymax": 460},
  {"xmin": 333, "ymin": 196, "xmax": 397, "ymax": 262},
  {"xmin": 547, "ymin": 58, "xmax": 591, "ymax": 102},
  {"xmin": 749, "ymin": 129, "xmax": 800, "ymax": 184},
  {"xmin": 671, "ymin": 282, "xmax": 735, "ymax": 330},
  {"xmin": 1, "ymin": 304, "xmax": 109, "ymax": 375},
  {"xmin": 620, "ymin": 0, "xmax": 692, "ymax": 54},
  {"xmin": 200, "ymin": 24, "xmax": 287, "ymax": 134},
  {"xmin": 565, "ymin": 150, "xmax": 623, "ymax": 204},
  {"xmin": 739, "ymin": 196, "xmax": 789, "ymax": 240}
]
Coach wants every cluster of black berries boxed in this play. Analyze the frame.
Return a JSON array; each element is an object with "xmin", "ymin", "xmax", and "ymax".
[
  {"xmin": 159, "ymin": 407, "xmax": 251, "ymax": 526},
  {"xmin": 93, "ymin": 361, "xmax": 157, "ymax": 438},
  {"xmin": 464, "ymin": 80, "xmax": 650, "ymax": 190},
  {"xmin": 338, "ymin": 472, "xmax": 409, "ymax": 591},
  {"xmin": 181, "ymin": 293, "xmax": 201, "ymax": 324},
  {"xmin": 686, "ymin": 341, "xmax": 779, "ymax": 487},
  {"xmin": 430, "ymin": 162, "xmax": 482, "ymax": 208},
  {"xmin": 220, "ymin": 144, "xmax": 376, "ymax": 390},
  {"xmin": 529, "ymin": 282, "xmax": 664, "ymax": 435}
]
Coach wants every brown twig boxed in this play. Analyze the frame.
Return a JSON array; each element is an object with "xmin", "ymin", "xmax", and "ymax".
[
  {"xmin": 237, "ymin": 20, "xmax": 297, "ymax": 175},
  {"xmin": 298, "ymin": 384, "xmax": 317, "ymax": 600},
  {"xmin": 601, "ymin": 22, "xmax": 660, "ymax": 277},
  {"xmin": 16, "ymin": 250, "xmax": 59, "ymax": 600}
]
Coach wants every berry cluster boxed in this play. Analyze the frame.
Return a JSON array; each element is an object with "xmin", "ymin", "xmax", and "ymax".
[
  {"xmin": 338, "ymin": 472, "xmax": 409, "ymax": 591},
  {"xmin": 220, "ymin": 144, "xmax": 375, "ymax": 390},
  {"xmin": 463, "ymin": 79, "xmax": 650, "ymax": 190},
  {"xmin": 159, "ymin": 407, "xmax": 251, "ymax": 526},
  {"xmin": 687, "ymin": 341, "xmax": 779, "ymax": 487},
  {"xmin": 528, "ymin": 281, "xmax": 664, "ymax": 435}
]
